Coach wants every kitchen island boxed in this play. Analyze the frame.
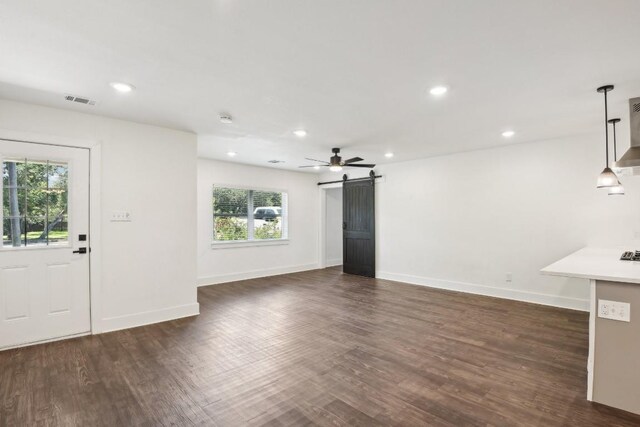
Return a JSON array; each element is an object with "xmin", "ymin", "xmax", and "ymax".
[{"xmin": 542, "ymin": 247, "xmax": 640, "ymax": 415}]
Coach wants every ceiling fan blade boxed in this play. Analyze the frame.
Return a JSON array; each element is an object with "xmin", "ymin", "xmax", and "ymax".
[
  {"xmin": 345, "ymin": 163, "xmax": 376, "ymax": 168},
  {"xmin": 299, "ymin": 165, "xmax": 329, "ymax": 168},
  {"xmin": 304, "ymin": 157, "xmax": 330, "ymax": 164},
  {"xmin": 343, "ymin": 157, "xmax": 364, "ymax": 164}
]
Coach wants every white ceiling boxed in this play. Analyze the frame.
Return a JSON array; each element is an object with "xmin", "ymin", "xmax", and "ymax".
[{"xmin": 2, "ymin": 0, "xmax": 640, "ymax": 172}]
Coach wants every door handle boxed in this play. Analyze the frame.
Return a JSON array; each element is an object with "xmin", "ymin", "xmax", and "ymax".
[{"xmin": 73, "ymin": 247, "xmax": 87, "ymax": 254}]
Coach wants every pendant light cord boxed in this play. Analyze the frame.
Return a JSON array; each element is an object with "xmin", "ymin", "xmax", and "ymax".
[
  {"xmin": 612, "ymin": 121, "xmax": 617, "ymax": 161},
  {"xmin": 604, "ymin": 89, "xmax": 609, "ymax": 167}
]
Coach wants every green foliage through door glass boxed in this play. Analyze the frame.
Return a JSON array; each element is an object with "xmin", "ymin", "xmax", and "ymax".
[{"xmin": 2, "ymin": 159, "xmax": 68, "ymax": 247}]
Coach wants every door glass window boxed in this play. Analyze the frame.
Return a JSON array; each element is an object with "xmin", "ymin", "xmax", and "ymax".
[{"xmin": 3, "ymin": 159, "xmax": 69, "ymax": 247}]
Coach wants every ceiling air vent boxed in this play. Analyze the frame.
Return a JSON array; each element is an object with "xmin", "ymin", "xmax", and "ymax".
[
  {"xmin": 64, "ymin": 94, "xmax": 96, "ymax": 106},
  {"xmin": 268, "ymin": 160, "xmax": 284, "ymax": 164}
]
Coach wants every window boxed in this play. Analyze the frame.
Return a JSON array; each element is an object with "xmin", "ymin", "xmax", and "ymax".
[
  {"xmin": 3, "ymin": 158, "xmax": 69, "ymax": 247},
  {"xmin": 212, "ymin": 186, "xmax": 287, "ymax": 243}
]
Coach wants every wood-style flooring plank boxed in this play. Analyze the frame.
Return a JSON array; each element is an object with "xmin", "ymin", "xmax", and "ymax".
[{"xmin": 2, "ymin": 267, "xmax": 640, "ymax": 426}]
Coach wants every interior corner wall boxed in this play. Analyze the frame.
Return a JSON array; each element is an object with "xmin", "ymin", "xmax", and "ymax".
[
  {"xmin": 197, "ymin": 158, "xmax": 320, "ymax": 285},
  {"xmin": 321, "ymin": 134, "xmax": 640, "ymax": 311},
  {"xmin": 0, "ymin": 99, "xmax": 199, "ymax": 332},
  {"xmin": 325, "ymin": 187, "xmax": 343, "ymax": 266}
]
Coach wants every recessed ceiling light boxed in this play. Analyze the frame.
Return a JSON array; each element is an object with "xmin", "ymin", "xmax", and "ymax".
[
  {"xmin": 219, "ymin": 114, "xmax": 233, "ymax": 124},
  {"xmin": 293, "ymin": 129, "xmax": 307, "ymax": 137},
  {"xmin": 429, "ymin": 86, "xmax": 448, "ymax": 96},
  {"xmin": 385, "ymin": 152, "xmax": 394, "ymax": 158},
  {"xmin": 110, "ymin": 82, "xmax": 135, "ymax": 93},
  {"xmin": 313, "ymin": 165, "xmax": 321, "ymax": 170},
  {"xmin": 502, "ymin": 130, "xmax": 515, "ymax": 138},
  {"xmin": 227, "ymin": 151, "xmax": 237, "ymax": 157}
]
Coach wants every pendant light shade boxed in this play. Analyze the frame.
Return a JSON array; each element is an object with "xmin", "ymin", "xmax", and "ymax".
[
  {"xmin": 607, "ymin": 118, "xmax": 624, "ymax": 195},
  {"xmin": 597, "ymin": 167, "xmax": 621, "ymax": 188},
  {"xmin": 596, "ymin": 85, "xmax": 620, "ymax": 188},
  {"xmin": 608, "ymin": 184, "xmax": 625, "ymax": 195}
]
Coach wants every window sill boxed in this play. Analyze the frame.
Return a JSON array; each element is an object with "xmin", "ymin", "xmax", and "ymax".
[{"xmin": 211, "ymin": 239, "xmax": 289, "ymax": 249}]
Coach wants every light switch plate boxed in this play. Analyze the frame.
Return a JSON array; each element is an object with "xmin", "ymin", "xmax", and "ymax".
[
  {"xmin": 110, "ymin": 211, "xmax": 131, "ymax": 222},
  {"xmin": 598, "ymin": 299, "xmax": 630, "ymax": 322}
]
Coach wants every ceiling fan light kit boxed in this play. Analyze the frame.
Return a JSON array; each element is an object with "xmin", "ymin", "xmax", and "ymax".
[{"xmin": 299, "ymin": 148, "xmax": 376, "ymax": 171}]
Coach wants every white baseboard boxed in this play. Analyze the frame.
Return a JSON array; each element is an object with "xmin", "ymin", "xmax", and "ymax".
[
  {"xmin": 376, "ymin": 271, "xmax": 589, "ymax": 312},
  {"xmin": 326, "ymin": 258, "xmax": 343, "ymax": 267},
  {"xmin": 1, "ymin": 331, "xmax": 91, "ymax": 352},
  {"xmin": 100, "ymin": 302, "xmax": 200, "ymax": 333},
  {"xmin": 198, "ymin": 263, "xmax": 319, "ymax": 286}
]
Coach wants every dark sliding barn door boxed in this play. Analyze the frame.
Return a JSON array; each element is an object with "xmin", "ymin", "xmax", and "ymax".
[{"xmin": 342, "ymin": 175, "xmax": 375, "ymax": 278}]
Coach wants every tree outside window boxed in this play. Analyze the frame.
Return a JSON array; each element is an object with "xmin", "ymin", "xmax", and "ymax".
[
  {"xmin": 213, "ymin": 186, "xmax": 287, "ymax": 242},
  {"xmin": 3, "ymin": 159, "xmax": 68, "ymax": 247}
]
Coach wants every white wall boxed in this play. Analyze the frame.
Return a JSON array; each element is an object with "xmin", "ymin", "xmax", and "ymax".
[
  {"xmin": 0, "ymin": 99, "xmax": 199, "ymax": 331},
  {"xmin": 321, "ymin": 135, "xmax": 640, "ymax": 311},
  {"xmin": 198, "ymin": 158, "xmax": 320, "ymax": 285},
  {"xmin": 325, "ymin": 187, "xmax": 343, "ymax": 266}
]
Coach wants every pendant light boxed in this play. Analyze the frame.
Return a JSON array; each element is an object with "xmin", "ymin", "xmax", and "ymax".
[
  {"xmin": 596, "ymin": 85, "xmax": 621, "ymax": 188},
  {"xmin": 608, "ymin": 118, "xmax": 624, "ymax": 195}
]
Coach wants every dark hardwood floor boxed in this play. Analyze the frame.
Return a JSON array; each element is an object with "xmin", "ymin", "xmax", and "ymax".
[{"xmin": 2, "ymin": 267, "xmax": 640, "ymax": 426}]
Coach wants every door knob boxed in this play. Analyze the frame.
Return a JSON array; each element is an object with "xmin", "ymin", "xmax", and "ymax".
[{"xmin": 73, "ymin": 247, "xmax": 87, "ymax": 254}]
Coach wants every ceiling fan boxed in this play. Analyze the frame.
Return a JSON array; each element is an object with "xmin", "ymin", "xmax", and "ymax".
[{"xmin": 299, "ymin": 148, "xmax": 375, "ymax": 171}]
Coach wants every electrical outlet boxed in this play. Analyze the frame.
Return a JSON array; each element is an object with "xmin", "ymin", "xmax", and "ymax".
[
  {"xmin": 110, "ymin": 211, "xmax": 131, "ymax": 222},
  {"xmin": 598, "ymin": 299, "xmax": 630, "ymax": 322},
  {"xmin": 505, "ymin": 273, "xmax": 513, "ymax": 282}
]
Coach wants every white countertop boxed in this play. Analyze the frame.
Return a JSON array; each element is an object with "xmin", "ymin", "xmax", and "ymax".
[{"xmin": 541, "ymin": 247, "xmax": 640, "ymax": 284}]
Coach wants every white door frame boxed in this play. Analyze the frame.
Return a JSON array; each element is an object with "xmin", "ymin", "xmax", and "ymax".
[
  {"xmin": 318, "ymin": 182, "xmax": 342, "ymax": 270},
  {"xmin": 0, "ymin": 128, "xmax": 103, "ymax": 335},
  {"xmin": 318, "ymin": 176, "xmax": 384, "ymax": 273}
]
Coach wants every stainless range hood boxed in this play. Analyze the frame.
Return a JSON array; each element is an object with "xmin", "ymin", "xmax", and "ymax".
[{"xmin": 614, "ymin": 97, "xmax": 640, "ymax": 174}]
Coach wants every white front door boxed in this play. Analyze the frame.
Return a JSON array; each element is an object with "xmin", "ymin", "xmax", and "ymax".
[{"xmin": 0, "ymin": 140, "xmax": 90, "ymax": 349}]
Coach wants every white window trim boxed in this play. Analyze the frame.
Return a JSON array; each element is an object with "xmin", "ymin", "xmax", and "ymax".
[
  {"xmin": 211, "ymin": 238, "xmax": 289, "ymax": 249},
  {"xmin": 211, "ymin": 184, "xmax": 288, "ymax": 247}
]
